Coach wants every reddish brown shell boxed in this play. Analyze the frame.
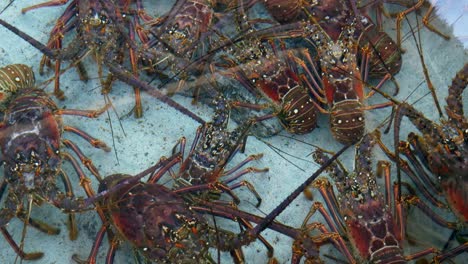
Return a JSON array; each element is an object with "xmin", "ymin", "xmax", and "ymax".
[
  {"xmin": 440, "ymin": 177, "xmax": 468, "ymax": 221},
  {"xmin": 278, "ymin": 86, "xmax": 317, "ymax": 134},
  {"xmin": 99, "ymin": 174, "xmax": 219, "ymax": 262},
  {"xmin": 264, "ymin": 0, "xmax": 302, "ymax": 23},
  {"xmin": 0, "ymin": 64, "xmax": 35, "ymax": 104},
  {"xmin": 360, "ymin": 27, "xmax": 402, "ymax": 77},
  {"xmin": 329, "ymin": 101, "xmax": 365, "ymax": 144},
  {"xmin": 0, "ymin": 88, "xmax": 62, "ymax": 187}
]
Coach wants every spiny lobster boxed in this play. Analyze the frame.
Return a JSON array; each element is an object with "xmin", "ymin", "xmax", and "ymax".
[
  {"xmin": 262, "ymin": 0, "xmax": 403, "ymax": 83},
  {"xmin": 307, "ymin": 131, "xmax": 442, "ymax": 263},
  {"xmin": 297, "ymin": 11, "xmax": 393, "ymax": 144},
  {"xmin": 376, "ymin": 63, "xmax": 468, "ymax": 263},
  {"xmin": 0, "ymin": 1, "xmax": 203, "ymax": 122},
  {"xmin": 0, "ymin": 63, "xmax": 110, "ymax": 260},
  {"xmin": 72, "ymin": 153, "xmax": 270, "ymax": 264}
]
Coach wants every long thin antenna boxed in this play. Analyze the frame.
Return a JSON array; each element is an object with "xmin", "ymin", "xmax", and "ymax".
[
  {"xmin": 248, "ymin": 144, "xmax": 351, "ymax": 236},
  {"xmin": 0, "ymin": 1, "xmax": 15, "ymax": 15}
]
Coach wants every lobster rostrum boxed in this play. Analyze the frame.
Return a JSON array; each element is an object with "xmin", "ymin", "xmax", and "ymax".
[{"xmin": 0, "ymin": 64, "xmax": 110, "ymax": 260}]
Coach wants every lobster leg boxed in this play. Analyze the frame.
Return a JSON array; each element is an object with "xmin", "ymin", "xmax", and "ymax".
[
  {"xmin": 433, "ymin": 242, "xmax": 468, "ymax": 263},
  {"xmin": 223, "ymin": 154, "xmax": 265, "ymax": 177},
  {"xmin": 227, "ymin": 179, "xmax": 263, "ymax": 207},
  {"xmin": 374, "ymin": 132, "xmax": 446, "ymax": 208},
  {"xmin": 237, "ymin": 217, "xmax": 275, "ymax": 259},
  {"xmin": 34, "ymin": 2, "xmax": 78, "ymax": 99},
  {"xmin": 300, "ymin": 202, "xmax": 354, "ymax": 263},
  {"xmin": 21, "ymin": 0, "xmax": 71, "ymax": 13},
  {"xmin": 72, "ymin": 224, "xmax": 107, "ymax": 264},
  {"xmin": 394, "ymin": 0, "xmax": 425, "ymax": 51},
  {"xmin": 63, "ymin": 127, "xmax": 111, "ymax": 151},
  {"xmin": 56, "ymin": 102, "xmax": 110, "ymax": 118},
  {"xmin": 62, "ymin": 149, "xmax": 120, "ymax": 264},
  {"xmin": 0, "ymin": 227, "xmax": 44, "ymax": 260},
  {"xmin": 293, "ymin": 50, "xmax": 326, "ymax": 100},
  {"xmin": 364, "ymin": 73, "xmax": 391, "ymax": 98},
  {"xmin": 0, "ymin": 194, "xmax": 17, "ymax": 227},
  {"xmin": 105, "ymin": 235, "xmax": 119, "ymax": 264},
  {"xmin": 405, "ymin": 134, "xmax": 443, "ymax": 193},
  {"xmin": 404, "ymin": 246, "xmax": 440, "ymax": 261},
  {"xmin": 421, "ymin": 3, "xmax": 451, "ymax": 41},
  {"xmin": 300, "ymin": 222, "xmax": 348, "ymax": 263},
  {"xmin": 147, "ymin": 154, "xmax": 183, "ymax": 184},
  {"xmin": 308, "ymin": 180, "xmax": 346, "ymax": 234},
  {"xmin": 58, "ymin": 170, "xmax": 78, "ymax": 240},
  {"xmin": 403, "ymin": 194, "xmax": 458, "ymax": 230},
  {"xmin": 62, "ymin": 140, "xmax": 104, "ymax": 180}
]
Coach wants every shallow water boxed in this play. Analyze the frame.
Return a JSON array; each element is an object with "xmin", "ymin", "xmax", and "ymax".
[{"xmin": 0, "ymin": 1, "xmax": 466, "ymax": 263}]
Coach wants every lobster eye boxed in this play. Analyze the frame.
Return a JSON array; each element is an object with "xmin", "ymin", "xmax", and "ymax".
[{"xmin": 100, "ymin": 14, "xmax": 108, "ymax": 24}]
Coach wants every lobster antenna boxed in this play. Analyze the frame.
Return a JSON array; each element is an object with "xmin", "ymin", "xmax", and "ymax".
[
  {"xmin": 248, "ymin": 144, "xmax": 351, "ymax": 236},
  {"xmin": 103, "ymin": 94, "xmax": 120, "ymax": 165},
  {"xmin": 0, "ymin": 0, "xmax": 15, "ymax": 15},
  {"xmin": 263, "ymin": 136, "xmax": 314, "ymax": 163},
  {"xmin": 405, "ymin": 14, "xmax": 444, "ymax": 117},
  {"xmin": 210, "ymin": 208, "xmax": 222, "ymax": 264},
  {"xmin": 255, "ymin": 136, "xmax": 308, "ymax": 172},
  {"xmin": 16, "ymin": 195, "xmax": 34, "ymax": 264}
]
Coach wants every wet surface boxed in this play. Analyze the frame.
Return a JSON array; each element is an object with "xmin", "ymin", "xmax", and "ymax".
[{"xmin": 0, "ymin": 1, "xmax": 467, "ymax": 263}]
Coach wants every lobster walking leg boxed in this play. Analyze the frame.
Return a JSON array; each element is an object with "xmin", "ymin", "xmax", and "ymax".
[{"xmin": 0, "ymin": 227, "xmax": 43, "ymax": 260}]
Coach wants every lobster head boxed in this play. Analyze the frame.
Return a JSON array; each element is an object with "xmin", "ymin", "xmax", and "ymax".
[
  {"xmin": 425, "ymin": 123, "xmax": 468, "ymax": 179},
  {"xmin": 0, "ymin": 106, "xmax": 61, "ymax": 190},
  {"xmin": 79, "ymin": 1, "xmax": 112, "ymax": 48},
  {"xmin": 1, "ymin": 136, "xmax": 61, "ymax": 191}
]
